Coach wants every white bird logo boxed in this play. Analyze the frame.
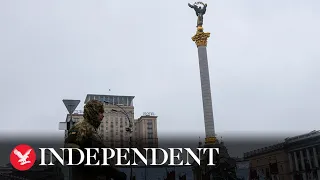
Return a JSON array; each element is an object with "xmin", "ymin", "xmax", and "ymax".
[{"xmin": 13, "ymin": 148, "xmax": 32, "ymax": 165}]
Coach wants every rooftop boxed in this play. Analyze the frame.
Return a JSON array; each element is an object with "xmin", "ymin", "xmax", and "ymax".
[
  {"xmin": 243, "ymin": 143, "xmax": 285, "ymax": 159},
  {"xmin": 285, "ymin": 130, "xmax": 320, "ymax": 143},
  {"xmin": 85, "ymin": 94, "xmax": 135, "ymax": 106}
]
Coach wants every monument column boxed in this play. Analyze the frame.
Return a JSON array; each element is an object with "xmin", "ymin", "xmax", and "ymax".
[
  {"xmin": 189, "ymin": 2, "xmax": 216, "ymax": 142},
  {"xmin": 189, "ymin": 3, "xmax": 237, "ymax": 180},
  {"xmin": 192, "ymin": 27, "xmax": 215, "ymax": 139}
]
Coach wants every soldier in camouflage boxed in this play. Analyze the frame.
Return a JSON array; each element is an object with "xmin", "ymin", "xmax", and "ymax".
[{"xmin": 64, "ymin": 100, "xmax": 127, "ymax": 180}]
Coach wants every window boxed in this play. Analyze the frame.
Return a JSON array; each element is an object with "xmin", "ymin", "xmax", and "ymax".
[
  {"xmin": 148, "ymin": 139, "xmax": 153, "ymax": 146},
  {"xmin": 148, "ymin": 133, "xmax": 153, "ymax": 139},
  {"xmin": 147, "ymin": 121, "xmax": 153, "ymax": 129}
]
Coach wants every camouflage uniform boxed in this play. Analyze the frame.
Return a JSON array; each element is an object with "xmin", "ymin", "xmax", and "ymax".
[{"xmin": 64, "ymin": 100, "xmax": 127, "ymax": 180}]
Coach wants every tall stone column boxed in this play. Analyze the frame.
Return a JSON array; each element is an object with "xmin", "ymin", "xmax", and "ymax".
[
  {"xmin": 288, "ymin": 153, "xmax": 294, "ymax": 180},
  {"xmin": 306, "ymin": 148, "xmax": 314, "ymax": 180},
  {"xmin": 192, "ymin": 26, "xmax": 215, "ymax": 139},
  {"xmin": 313, "ymin": 147, "xmax": 319, "ymax": 167},
  {"xmin": 300, "ymin": 150, "xmax": 307, "ymax": 180},
  {"xmin": 189, "ymin": 3, "xmax": 237, "ymax": 180},
  {"xmin": 307, "ymin": 148, "xmax": 313, "ymax": 168},
  {"xmin": 294, "ymin": 151, "xmax": 299, "ymax": 171},
  {"xmin": 312, "ymin": 147, "xmax": 320, "ymax": 180},
  {"xmin": 288, "ymin": 153, "xmax": 294, "ymax": 171}
]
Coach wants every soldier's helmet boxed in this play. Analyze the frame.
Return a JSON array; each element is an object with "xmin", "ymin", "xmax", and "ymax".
[{"xmin": 83, "ymin": 100, "xmax": 104, "ymax": 128}]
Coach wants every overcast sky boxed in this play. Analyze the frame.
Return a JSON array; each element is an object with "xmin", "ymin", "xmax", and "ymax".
[{"xmin": 0, "ymin": 0, "xmax": 319, "ymax": 140}]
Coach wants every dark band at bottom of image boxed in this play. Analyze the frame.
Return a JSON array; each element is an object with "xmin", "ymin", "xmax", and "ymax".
[{"xmin": 2, "ymin": 131, "xmax": 320, "ymax": 180}]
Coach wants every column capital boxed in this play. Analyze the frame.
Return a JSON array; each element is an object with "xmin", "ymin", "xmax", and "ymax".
[{"xmin": 192, "ymin": 26, "xmax": 210, "ymax": 47}]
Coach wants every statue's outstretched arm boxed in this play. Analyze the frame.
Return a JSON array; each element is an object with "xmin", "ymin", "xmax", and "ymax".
[{"xmin": 188, "ymin": 3, "xmax": 194, "ymax": 8}]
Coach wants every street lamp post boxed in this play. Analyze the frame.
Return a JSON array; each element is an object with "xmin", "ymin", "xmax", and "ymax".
[{"xmin": 104, "ymin": 101, "xmax": 133, "ymax": 180}]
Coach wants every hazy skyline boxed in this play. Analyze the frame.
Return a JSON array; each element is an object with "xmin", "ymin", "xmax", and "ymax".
[{"xmin": 1, "ymin": 0, "xmax": 319, "ymax": 139}]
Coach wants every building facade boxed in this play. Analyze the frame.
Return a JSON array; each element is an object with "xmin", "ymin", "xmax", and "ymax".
[
  {"xmin": 244, "ymin": 143, "xmax": 290, "ymax": 180},
  {"xmin": 135, "ymin": 115, "xmax": 158, "ymax": 148},
  {"xmin": 85, "ymin": 94, "xmax": 134, "ymax": 106},
  {"xmin": 285, "ymin": 130, "xmax": 320, "ymax": 180},
  {"xmin": 84, "ymin": 94, "xmax": 136, "ymax": 147},
  {"xmin": 243, "ymin": 130, "xmax": 320, "ymax": 180},
  {"xmin": 64, "ymin": 93, "xmax": 159, "ymax": 161},
  {"xmin": 73, "ymin": 94, "xmax": 159, "ymax": 149}
]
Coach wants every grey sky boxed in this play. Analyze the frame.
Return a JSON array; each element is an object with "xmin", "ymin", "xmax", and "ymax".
[{"xmin": 0, "ymin": 0, "xmax": 319, "ymax": 140}]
